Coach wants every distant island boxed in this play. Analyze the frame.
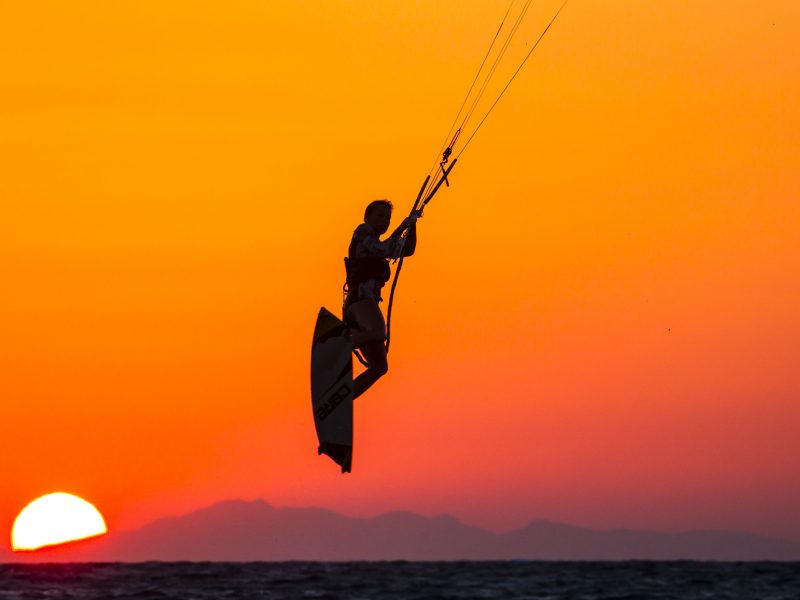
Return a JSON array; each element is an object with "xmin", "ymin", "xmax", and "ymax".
[{"xmin": 8, "ymin": 499, "xmax": 800, "ymax": 562}]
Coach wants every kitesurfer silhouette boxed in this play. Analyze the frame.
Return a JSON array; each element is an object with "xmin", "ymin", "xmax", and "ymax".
[{"xmin": 343, "ymin": 200, "xmax": 417, "ymax": 399}]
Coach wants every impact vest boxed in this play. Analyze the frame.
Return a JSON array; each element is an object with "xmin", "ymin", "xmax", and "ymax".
[{"xmin": 344, "ymin": 233, "xmax": 391, "ymax": 303}]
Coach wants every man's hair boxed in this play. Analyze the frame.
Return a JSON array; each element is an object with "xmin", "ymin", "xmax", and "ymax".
[{"xmin": 364, "ymin": 199, "xmax": 393, "ymax": 221}]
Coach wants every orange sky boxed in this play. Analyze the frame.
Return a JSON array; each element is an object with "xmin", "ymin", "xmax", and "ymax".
[{"xmin": 2, "ymin": 0, "xmax": 799, "ymax": 551}]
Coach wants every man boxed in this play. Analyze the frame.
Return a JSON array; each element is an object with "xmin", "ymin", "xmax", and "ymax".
[{"xmin": 343, "ymin": 199, "xmax": 417, "ymax": 399}]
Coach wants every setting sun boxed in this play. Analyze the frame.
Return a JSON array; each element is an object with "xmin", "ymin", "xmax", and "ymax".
[{"xmin": 11, "ymin": 493, "xmax": 108, "ymax": 552}]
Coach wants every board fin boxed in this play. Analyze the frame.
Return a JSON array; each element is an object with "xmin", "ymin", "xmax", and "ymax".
[{"xmin": 318, "ymin": 443, "xmax": 352, "ymax": 473}]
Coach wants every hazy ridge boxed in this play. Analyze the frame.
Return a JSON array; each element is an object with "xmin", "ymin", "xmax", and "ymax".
[{"xmin": 8, "ymin": 499, "xmax": 800, "ymax": 562}]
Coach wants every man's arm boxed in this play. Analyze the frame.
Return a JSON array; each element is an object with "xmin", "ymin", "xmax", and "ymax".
[
  {"xmin": 400, "ymin": 222, "xmax": 417, "ymax": 257},
  {"xmin": 357, "ymin": 224, "xmax": 399, "ymax": 258},
  {"xmin": 358, "ymin": 218, "xmax": 417, "ymax": 258}
]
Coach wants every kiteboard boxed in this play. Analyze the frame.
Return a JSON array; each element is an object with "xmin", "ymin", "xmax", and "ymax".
[{"xmin": 310, "ymin": 307, "xmax": 354, "ymax": 473}]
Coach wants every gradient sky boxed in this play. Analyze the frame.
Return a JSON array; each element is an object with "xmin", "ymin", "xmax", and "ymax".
[{"xmin": 2, "ymin": 0, "xmax": 799, "ymax": 551}]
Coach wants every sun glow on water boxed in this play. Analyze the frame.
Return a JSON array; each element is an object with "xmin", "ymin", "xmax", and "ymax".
[{"xmin": 11, "ymin": 492, "xmax": 107, "ymax": 551}]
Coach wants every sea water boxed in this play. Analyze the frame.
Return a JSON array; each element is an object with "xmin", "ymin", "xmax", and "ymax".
[{"xmin": 1, "ymin": 561, "xmax": 798, "ymax": 599}]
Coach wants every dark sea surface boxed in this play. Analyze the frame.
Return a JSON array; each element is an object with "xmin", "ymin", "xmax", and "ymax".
[{"xmin": 1, "ymin": 561, "xmax": 798, "ymax": 600}]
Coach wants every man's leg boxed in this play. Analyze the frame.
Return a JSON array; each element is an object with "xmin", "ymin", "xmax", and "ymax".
[
  {"xmin": 345, "ymin": 299, "xmax": 389, "ymax": 399},
  {"xmin": 352, "ymin": 340, "xmax": 388, "ymax": 399},
  {"xmin": 345, "ymin": 299, "xmax": 386, "ymax": 347}
]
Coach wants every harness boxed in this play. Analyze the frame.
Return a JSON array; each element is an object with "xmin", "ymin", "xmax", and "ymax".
[{"xmin": 343, "ymin": 229, "xmax": 391, "ymax": 305}]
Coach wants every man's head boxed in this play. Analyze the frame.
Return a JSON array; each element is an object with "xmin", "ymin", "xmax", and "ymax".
[{"xmin": 364, "ymin": 199, "xmax": 393, "ymax": 235}]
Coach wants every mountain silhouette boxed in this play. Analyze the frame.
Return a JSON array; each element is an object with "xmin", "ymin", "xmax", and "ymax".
[{"xmin": 8, "ymin": 499, "xmax": 800, "ymax": 562}]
